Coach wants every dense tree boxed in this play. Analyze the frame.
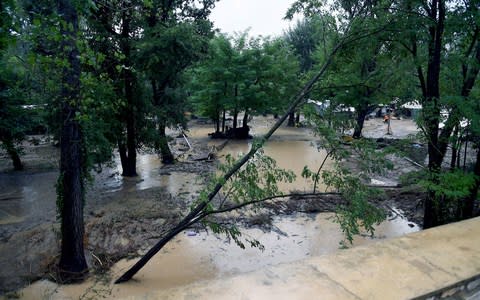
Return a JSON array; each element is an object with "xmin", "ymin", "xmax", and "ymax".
[
  {"xmin": 284, "ymin": 16, "xmax": 334, "ymax": 126},
  {"xmin": 391, "ymin": 0, "xmax": 480, "ymax": 227},
  {"xmin": 189, "ymin": 33, "xmax": 299, "ymax": 137},
  {"xmin": 86, "ymin": 0, "xmax": 216, "ymax": 170},
  {"xmin": 289, "ymin": 0, "xmax": 480, "ymax": 227},
  {"xmin": 137, "ymin": 2, "xmax": 215, "ymax": 163}
]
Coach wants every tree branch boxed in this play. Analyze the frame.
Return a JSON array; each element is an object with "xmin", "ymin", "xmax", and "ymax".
[
  {"xmin": 313, "ymin": 150, "xmax": 333, "ymax": 193},
  {"xmin": 201, "ymin": 192, "xmax": 341, "ymax": 217}
]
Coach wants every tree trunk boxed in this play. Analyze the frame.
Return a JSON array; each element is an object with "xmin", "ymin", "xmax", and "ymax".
[
  {"xmin": 233, "ymin": 85, "xmax": 238, "ymax": 129},
  {"xmin": 222, "ymin": 109, "xmax": 226, "ymax": 133},
  {"xmin": 4, "ymin": 138, "xmax": 23, "ymax": 170},
  {"xmin": 215, "ymin": 110, "xmax": 220, "ymax": 133},
  {"xmin": 287, "ymin": 111, "xmax": 295, "ymax": 127},
  {"xmin": 150, "ymin": 79, "xmax": 174, "ymax": 164},
  {"xmin": 158, "ymin": 121, "xmax": 174, "ymax": 164},
  {"xmin": 57, "ymin": 0, "xmax": 88, "ymax": 281},
  {"xmin": 124, "ymin": 108, "xmax": 137, "ymax": 176},
  {"xmin": 352, "ymin": 108, "xmax": 368, "ymax": 139},
  {"xmin": 120, "ymin": 9, "xmax": 137, "ymax": 177},
  {"xmin": 242, "ymin": 109, "xmax": 249, "ymax": 129},
  {"xmin": 421, "ymin": 0, "xmax": 446, "ymax": 229},
  {"xmin": 118, "ymin": 141, "xmax": 128, "ymax": 171},
  {"xmin": 450, "ymin": 126, "xmax": 459, "ymax": 170}
]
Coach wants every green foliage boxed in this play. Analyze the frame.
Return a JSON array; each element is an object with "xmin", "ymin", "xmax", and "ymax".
[
  {"xmin": 78, "ymin": 72, "xmax": 118, "ymax": 171},
  {"xmin": 203, "ymin": 221, "xmax": 265, "ymax": 251},
  {"xmin": 138, "ymin": 18, "xmax": 214, "ymax": 131},
  {"xmin": 197, "ymin": 150, "xmax": 296, "ymax": 250},
  {"xmin": 420, "ymin": 171, "xmax": 476, "ymax": 201},
  {"xmin": 284, "ymin": 15, "xmax": 337, "ymax": 73},
  {"xmin": 188, "ymin": 33, "xmax": 300, "ymax": 128},
  {"xmin": 418, "ymin": 170, "xmax": 478, "ymax": 224},
  {"xmin": 303, "ymin": 100, "xmax": 399, "ymax": 244},
  {"xmin": 323, "ymin": 166, "xmax": 386, "ymax": 245},
  {"xmin": 218, "ymin": 150, "xmax": 296, "ymax": 204}
]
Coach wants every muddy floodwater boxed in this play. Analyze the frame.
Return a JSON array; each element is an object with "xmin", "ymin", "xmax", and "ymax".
[
  {"xmin": 0, "ymin": 116, "xmax": 424, "ymax": 298},
  {"xmin": 18, "ymin": 213, "xmax": 418, "ymax": 300},
  {"xmin": 0, "ymin": 118, "xmax": 323, "ymax": 231},
  {"xmin": 219, "ymin": 139, "xmax": 331, "ymax": 192}
]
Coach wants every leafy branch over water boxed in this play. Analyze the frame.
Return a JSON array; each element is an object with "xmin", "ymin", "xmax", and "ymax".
[{"xmin": 115, "ymin": 18, "xmax": 392, "ymax": 283}]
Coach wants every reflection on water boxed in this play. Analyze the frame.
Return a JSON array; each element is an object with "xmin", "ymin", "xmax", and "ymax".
[
  {"xmin": 19, "ymin": 213, "xmax": 419, "ymax": 299},
  {"xmin": 106, "ymin": 154, "xmax": 198, "ymax": 196}
]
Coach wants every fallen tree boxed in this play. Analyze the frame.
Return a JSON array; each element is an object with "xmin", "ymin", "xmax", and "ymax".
[{"xmin": 115, "ymin": 16, "xmax": 390, "ymax": 283}]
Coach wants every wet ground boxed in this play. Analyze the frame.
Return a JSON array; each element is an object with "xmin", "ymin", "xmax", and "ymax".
[{"xmin": 0, "ymin": 116, "xmax": 424, "ymax": 297}]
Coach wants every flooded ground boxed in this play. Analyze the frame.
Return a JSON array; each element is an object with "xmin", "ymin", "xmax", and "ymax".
[
  {"xmin": 17, "ymin": 212, "xmax": 418, "ymax": 300},
  {"xmin": 219, "ymin": 140, "xmax": 331, "ymax": 192},
  {"xmin": 0, "ymin": 115, "xmax": 425, "ymax": 297}
]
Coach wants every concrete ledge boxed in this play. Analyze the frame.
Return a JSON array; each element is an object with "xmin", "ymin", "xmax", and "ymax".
[{"xmin": 141, "ymin": 217, "xmax": 480, "ymax": 300}]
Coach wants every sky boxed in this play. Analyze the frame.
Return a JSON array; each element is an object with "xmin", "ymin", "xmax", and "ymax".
[{"xmin": 209, "ymin": 0, "xmax": 300, "ymax": 37}]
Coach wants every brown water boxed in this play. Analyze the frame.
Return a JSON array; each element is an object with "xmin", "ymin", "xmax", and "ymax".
[
  {"xmin": 18, "ymin": 213, "xmax": 419, "ymax": 300},
  {"xmin": 103, "ymin": 153, "xmax": 197, "ymax": 194},
  {"xmin": 197, "ymin": 116, "xmax": 332, "ymax": 193},
  {"xmin": 219, "ymin": 139, "xmax": 331, "ymax": 193}
]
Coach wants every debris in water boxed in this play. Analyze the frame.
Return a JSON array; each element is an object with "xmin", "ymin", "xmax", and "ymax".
[{"xmin": 186, "ymin": 231, "xmax": 197, "ymax": 236}]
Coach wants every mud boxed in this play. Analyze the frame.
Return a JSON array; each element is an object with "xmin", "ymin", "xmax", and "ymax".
[{"xmin": 0, "ymin": 116, "xmax": 426, "ymax": 296}]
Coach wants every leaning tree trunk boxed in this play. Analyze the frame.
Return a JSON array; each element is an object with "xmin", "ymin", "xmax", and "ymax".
[
  {"xmin": 57, "ymin": 0, "xmax": 88, "ymax": 282},
  {"xmin": 3, "ymin": 138, "xmax": 23, "ymax": 170},
  {"xmin": 115, "ymin": 36, "xmax": 347, "ymax": 284}
]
